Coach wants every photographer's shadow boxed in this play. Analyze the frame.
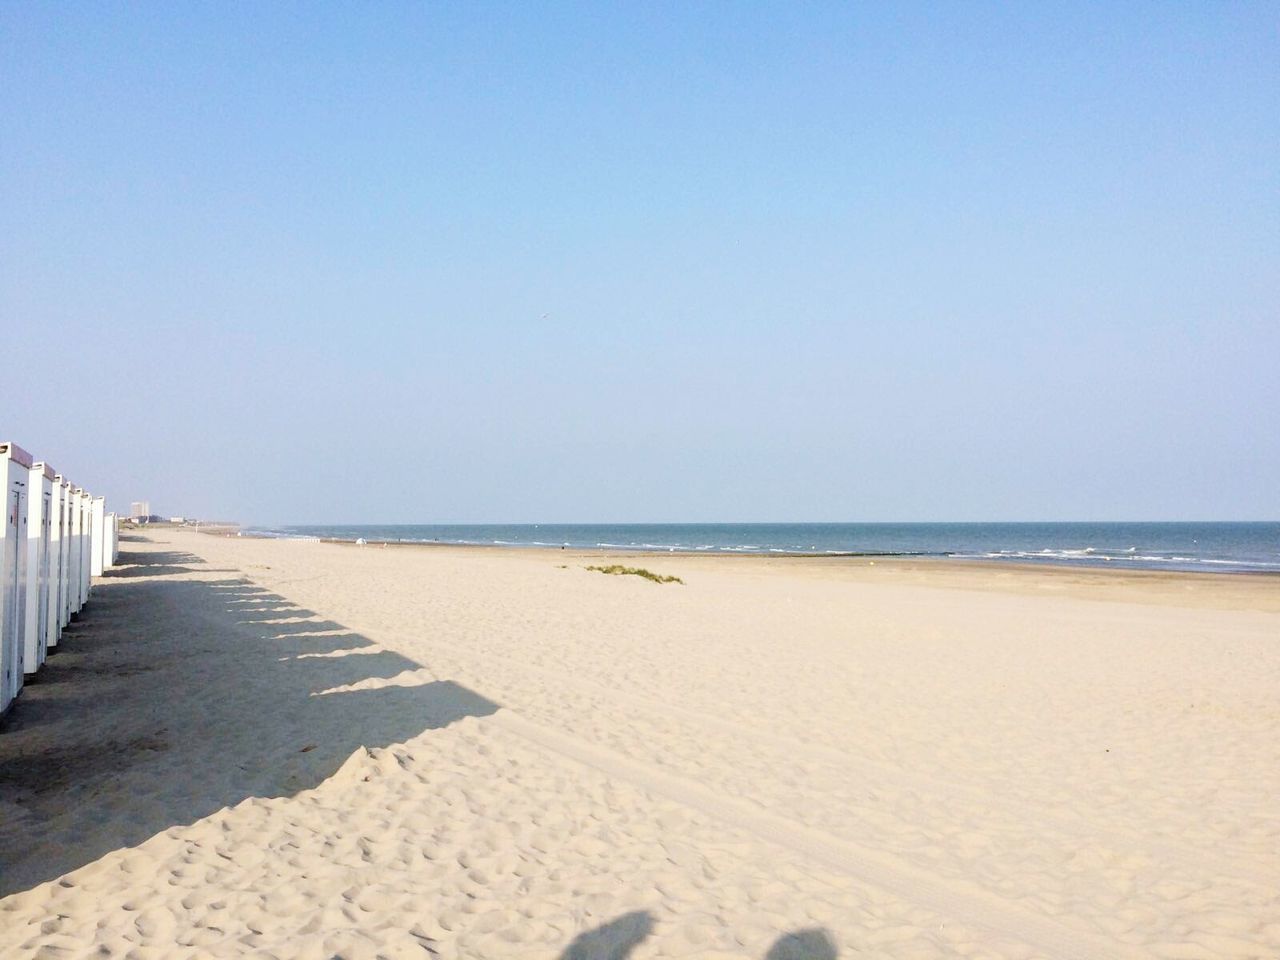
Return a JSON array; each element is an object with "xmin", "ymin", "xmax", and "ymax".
[{"xmin": 557, "ymin": 911, "xmax": 837, "ymax": 960}]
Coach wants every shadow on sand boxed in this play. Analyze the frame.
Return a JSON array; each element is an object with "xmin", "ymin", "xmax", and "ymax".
[
  {"xmin": 98, "ymin": 549, "xmax": 236, "ymax": 579},
  {"xmin": 559, "ymin": 911, "xmax": 839, "ymax": 960},
  {"xmin": 765, "ymin": 927, "xmax": 839, "ymax": 960},
  {"xmin": 3, "ymin": 543, "xmax": 843, "ymax": 959},
  {"xmin": 560, "ymin": 910, "xmax": 655, "ymax": 960},
  {"xmin": 0, "ymin": 541, "xmax": 498, "ymax": 896}
]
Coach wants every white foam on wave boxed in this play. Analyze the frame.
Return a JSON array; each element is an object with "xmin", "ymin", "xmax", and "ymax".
[{"xmin": 951, "ymin": 548, "xmax": 1279, "ymax": 572}]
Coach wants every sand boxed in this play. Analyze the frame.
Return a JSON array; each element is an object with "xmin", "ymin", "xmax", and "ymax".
[{"xmin": 0, "ymin": 530, "xmax": 1277, "ymax": 959}]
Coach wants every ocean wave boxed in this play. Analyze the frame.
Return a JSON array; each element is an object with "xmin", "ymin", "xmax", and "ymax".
[
  {"xmin": 252, "ymin": 523, "xmax": 1278, "ymax": 572},
  {"xmin": 949, "ymin": 549, "xmax": 1280, "ymax": 571}
]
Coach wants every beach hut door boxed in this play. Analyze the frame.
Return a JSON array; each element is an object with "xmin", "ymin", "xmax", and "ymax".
[
  {"xmin": 38, "ymin": 490, "xmax": 52, "ymax": 661},
  {"xmin": 3, "ymin": 486, "xmax": 23, "ymax": 701}
]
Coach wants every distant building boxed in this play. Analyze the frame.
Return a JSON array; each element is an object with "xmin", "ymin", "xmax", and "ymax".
[{"xmin": 130, "ymin": 500, "xmax": 151, "ymax": 519}]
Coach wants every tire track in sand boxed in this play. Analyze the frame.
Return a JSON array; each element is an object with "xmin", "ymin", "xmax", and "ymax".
[
  {"xmin": 374, "ymin": 624, "xmax": 1273, "ymax": 891},
  {"xmin": 491, "ymin": 709, "xmax": 1154, "ymax": 960}
]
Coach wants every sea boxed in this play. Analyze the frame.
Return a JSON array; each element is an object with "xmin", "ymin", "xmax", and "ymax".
[{"xmin": 241, "ymin": 522, "xmax": 1280, "ymax": 574}]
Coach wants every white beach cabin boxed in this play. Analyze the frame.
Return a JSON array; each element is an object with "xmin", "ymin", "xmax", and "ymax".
[
  {"xmin": 66, "ymin": 486, "xmax": 83, "ymax": 620},
  {"xmin": 23, "ymin": 461, "xmax": 55, "ymax": 676},
  {"xmin": 90, "ymin": 497, "xmax": 106, "ymax": 577},
  {"xmin": 1, "ymin": 442, "xmax": 32, "ymax": 716},
  {"xmin": 71, "ymin": 488, "xmax": 90, "ymax": 615},
  {"xmin": 59, "ymin": 479, "xmax": 72, "ymax": 627},
  {"xmin": 77, "ymin": 490, "xmax": 92, "ymax": 610},
  {"xmin": 50, "ymin": 475, "xmax": 70, "ymax": 648},
  {"xmin": 108, "ymin": 512, "xmax": 118, "ymax": 568}
]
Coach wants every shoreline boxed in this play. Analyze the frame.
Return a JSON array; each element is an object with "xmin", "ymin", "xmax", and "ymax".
[
  {"xmin": 193, "ymin": 529, "xmax": 1280, "ymax": 614},
  {"xmin": 207, "ymin": 531, "xmax": 1280, "ymax": 612},
  {"xmin": 217, "ymin": 524, "xmax": 1280, "ymax": 577},
  {"xmin": 212, "ymin": 522, "xmax": 1280, "ymax": 576}
]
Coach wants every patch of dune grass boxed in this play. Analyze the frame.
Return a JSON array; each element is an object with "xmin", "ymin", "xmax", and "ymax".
[{"xmin": 585, "ymin": 564, "xmax": 683, "ymax": 585}]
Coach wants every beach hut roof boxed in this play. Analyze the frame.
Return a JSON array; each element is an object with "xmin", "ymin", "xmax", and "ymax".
[{"xmin": 0, "ymin": 442, "xmax": 34, "ymax": 468}]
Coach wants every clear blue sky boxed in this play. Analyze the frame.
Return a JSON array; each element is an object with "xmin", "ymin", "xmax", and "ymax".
[{"xmin": 2, "ymin": 3, "xmax": 1276, "ymax": 522}]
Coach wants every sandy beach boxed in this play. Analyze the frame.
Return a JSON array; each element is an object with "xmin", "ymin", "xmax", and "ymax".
[{"xmin": 1, "ymin": 529, "xmax": 1276, "ymax": 959}]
